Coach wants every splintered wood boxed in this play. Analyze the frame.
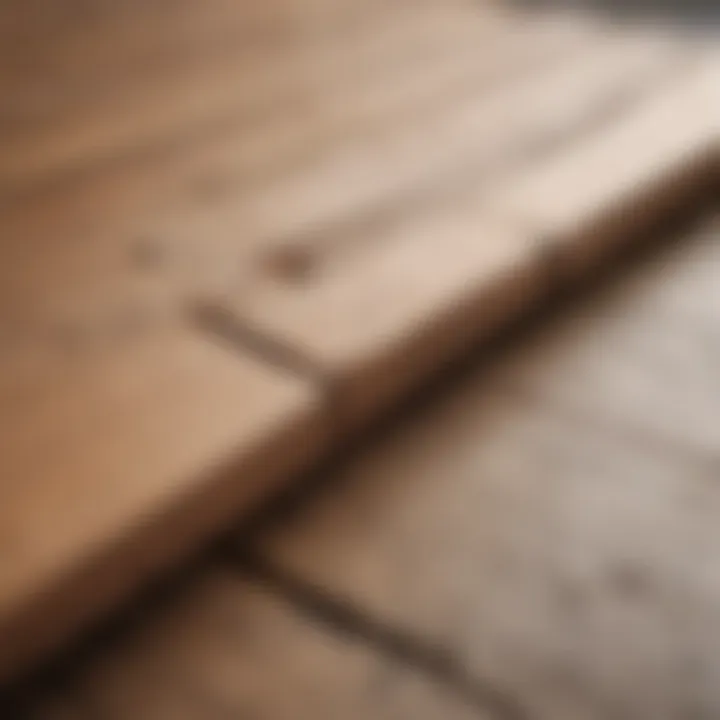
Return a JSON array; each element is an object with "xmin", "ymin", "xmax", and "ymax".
[{"xmin": 0, "ymin": 0, "xmax": 718, "ymax": 680}]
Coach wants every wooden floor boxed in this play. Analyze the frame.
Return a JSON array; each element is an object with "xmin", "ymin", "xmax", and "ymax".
[
  {"xmin": 11, "ymin": 205, "xmax": 720, "ymax": 720},
  {"xmin": 0, "ymin": 0, "xmax": 718, "ymax": 697}
]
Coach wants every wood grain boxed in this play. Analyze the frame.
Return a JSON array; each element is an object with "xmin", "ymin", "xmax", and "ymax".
[
  {"xmin": 0, "ymin": 0, "xmax": 504, "ymax": 192},
  {"xmin": 0, "ymin": 327, "xmax": 325, "ymax": 681},
  {"xmin": 256, "ymin": 213, "xmax": 720, "ymax": 720},
  {"xmin": 25, "ymin": 567, "xmax": 482, "ymax": 720},
  {"xmin": 0, "ymin": 0, "xmax": 718, "ymax": 682},
  {"xmin": 209, "ymin": 202, "xmax": 543, "ymax": 429},
  {"xmin": 144, "ymin": 21, "xmax": 670, "ymax": 281},
  {"xmin": 490, "ymin": 57, "xmax": 720, "ymax": 276}
]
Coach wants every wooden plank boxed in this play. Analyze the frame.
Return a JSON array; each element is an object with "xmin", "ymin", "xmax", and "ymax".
[
  {"xmin": 6, "ymin": 11, "xmax": 678, "ymax": 333},
  {"xmin": 0, "ymin": 1, "xmax": 545, "ymax": 323},
  {"xmin": 128, "ymin": 25, "xmax": 686, "ymax": 327},
  {"xmin": 256, "ymin": 215, "xmax": 720, "ymax": 718},
  {"xmin": 0, "ymin": 327, "xmax": 326, "ymax": 682},
  {"xmin": 146, "ymin": 23, "xmax": 678, "ymax": 274},
  {"xmin": 0, "ymin": 0, "xmax": 531, "ymax": 312},
  {"xmin": 25, "ymin": 567, "xmax": 481, "ymax": 720},
  {"xmin": 0, "ymin": 1, "xmax": 580, "ymax": 214},
  {"xmin": 205, "ymin": 201, "xmax": 544, "ymax": 429},
  {"xmin": 0, "ymin": 0, "xmax": 716, "ymax": 685},
  {"xmin": 0, "ymin": 1, "xmax": 556, "ymax": 676},
  {"xmin": 0, "ymin": 0, "xmax": 508, "ymax": 192},
  {"xmin": 467, "ymin": 214, "xmax": 720, "ymax": 457},
  {"xmin": 187, "ymin": 32, "xmax": 690, "ymax": 430},
  {"xmin": 489, "ymin": 58, "xmax": 720, "ymax": 278}
]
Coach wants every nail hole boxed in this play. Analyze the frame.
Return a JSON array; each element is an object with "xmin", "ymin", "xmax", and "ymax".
[{"xmin": 262, "ymin": 244, "xmax": 317, "ymax": 283}]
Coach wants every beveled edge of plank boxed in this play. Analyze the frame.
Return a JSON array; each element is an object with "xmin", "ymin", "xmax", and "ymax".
[
  {"xmin": 0, "ymin": 324, "xmax": 327, "ymax": 683},
  {"xmin": 2, "ymin": 27, "xmax": 719, "ymax": 690},
  {"xmin": 487, "ymin": 57, "xmax": 720, "ymax": 280},
  {"xmin": 205, "ymin": 200, "xmax": 548, "ymax": 431},
  {"xmin": 25, "ymin": 564, "xmax": 482, "ymax": 720}
]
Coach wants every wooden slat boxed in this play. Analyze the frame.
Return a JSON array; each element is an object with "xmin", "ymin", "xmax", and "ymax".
[
  {"xmin": 26, "ymin": 567, "xmax": 481, "ymax": 720},
  {"xmin": 257, "ymin": 216, "xmax": 720, "ymax": 719},
  {"xmin": 0, "ymin": 0, "xmax": 504, "ymax": 191},
  {"xmin": 189, "ymin": 30, "xmax": 693, "ymax": 429},
  {"xmin": 490, "ymin": 59, "xmax": 720, "ymax": 277},
  {"xmin": 0, "ymin": 0, "xmax": 531, "ymax": 321},
  {"xmin": 0, "ymin": 327, "xmax": 325, "ymax": 681},
  {"xmin": 206, "ymin": 201, "xmax": 543, "ymax": 429},
  {"xmin": 141, "ymin": 24, "xmax": 683, "ymax": 298},
  {"xmin": 472, "ymin": 224, "xmax": 720, "ymax": 457},
  {"xmin": 0, "ymin": 0, "xmax": 717, "ymax": 683},
  {"xmin": 0, "ymin": 6, "xmax": 597, "ymax": 329}
]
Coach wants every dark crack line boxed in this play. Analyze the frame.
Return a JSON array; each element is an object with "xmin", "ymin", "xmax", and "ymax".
[{"xmin": 223, "ymin": 544, "xmax": 531, "ymax": 720}]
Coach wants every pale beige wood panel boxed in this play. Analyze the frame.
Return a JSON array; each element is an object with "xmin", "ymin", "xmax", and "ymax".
[
  {"xmin": 0, "ymin": 0, "xmax": 535, "ymax": 333},
  {"xmin": 258, "ymin": 368, "xmax": 720, "ymax": 720},
  {"xmin": 0, "ymin": 0, "xmax": 507, "ymax": 192},
  {"xmin": 148, "ymin": 23, "xmax": 681, "ymax": 288},
  {"xmin": 5, "ymin": 8, "xmax": 680, "ymax": 337},
  {"xmin": 175, "ymin": 29, "xmax": 692, "ymax": 431},
  {"xmin": 257, "ymin": 215, "xmax": 720, "ymax": 720},
  {"xmin": 470, "ymin": 214, "xmax": 720, "ymax": 457},
  {"xmin": 27, "ymin": 567, "xmax": 482, "ymax": 720},
  {"xmin": 0, "ymin": 0, "xmax": 715, "ymax": 691},
  {"xmin": 1, "ymin": 3, "xmax": 583, "ymax": 231},
  {"xmin": 0, "ymin": 0, "xmax": 393, "ymax": 157},
  {"xmin": 208, "ymin": 201, "xmax": 544, "ymax": 429},
  {"xmin": 0, "ymin": 327, "xmax": 326, "ymax": 682},
  {"xmin": 0, "ymin": 0, "xmax": 528, "ymax": 286},
  {"xmin": 0, "ymin": 0, "xmax": 543, "ymax": 678},
  {"xmin": 490, "ymin": 58, "xmax": 720, "ymax": 278},
  {"xmin": 0, "ymin": 9, "xmax": 679, "ymax": 356}
]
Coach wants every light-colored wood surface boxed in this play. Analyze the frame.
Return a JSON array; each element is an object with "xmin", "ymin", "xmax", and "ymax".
[
  {"xmin": 0, "ymin": 326, "xmax": 325, "ymax": 681},
  {"xmin": 491, "ymin": 57, "xmax": 720, "ymax": 277},
  {"xmin": 25, "ymin": 566, "xmax": 482, "ymax": 720},
  {"xmin": 254, "ymin": 210, "xmax": 720, "ymax": 720},
  {"xmin": 14, "ymin": 209, "xmax": 720, "ymax": 720},
  {"xmin": 204, "ymin": 27, "xmax": 713, "ymax": 429},
  {"xmin": 174, "ymin": 25, "xmax": 679, "ymax": 284},
  {"xmin": 1, "ymin": 0, "xmax": 719, "ymax": 681},
  {"xmin": 1, "ymin": 0, "xmax": 438, "ymax": 189},
  {"xmin": 212, "ymin": 207, "xmax": 543, "ymax": 429},
  {"xmin": 486, "ymin": 217, "xmax": 720, "ymax": 457},
  {"xmin": 0, "ymin": 0, "xmax": 521, "ymax": 677}
]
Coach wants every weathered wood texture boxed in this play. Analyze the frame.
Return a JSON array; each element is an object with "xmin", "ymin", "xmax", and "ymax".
[
  {"xmin": 0, "ymin": 328, "xmax": 325, "ymax": 680},
  {"xmin": 259, "ymin": 211, "xmax": 720, "ymax": 720},
  {"xmin": 23, "ymin": 566, "xmax": 482, "ymax": 720},
  {"xmin": 0, "ymin": 0, "xmax": 717, "ymax": 680},
  {"xmin": 16, "ymin": 210, "xmax": 720, "ymax": 720}
]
